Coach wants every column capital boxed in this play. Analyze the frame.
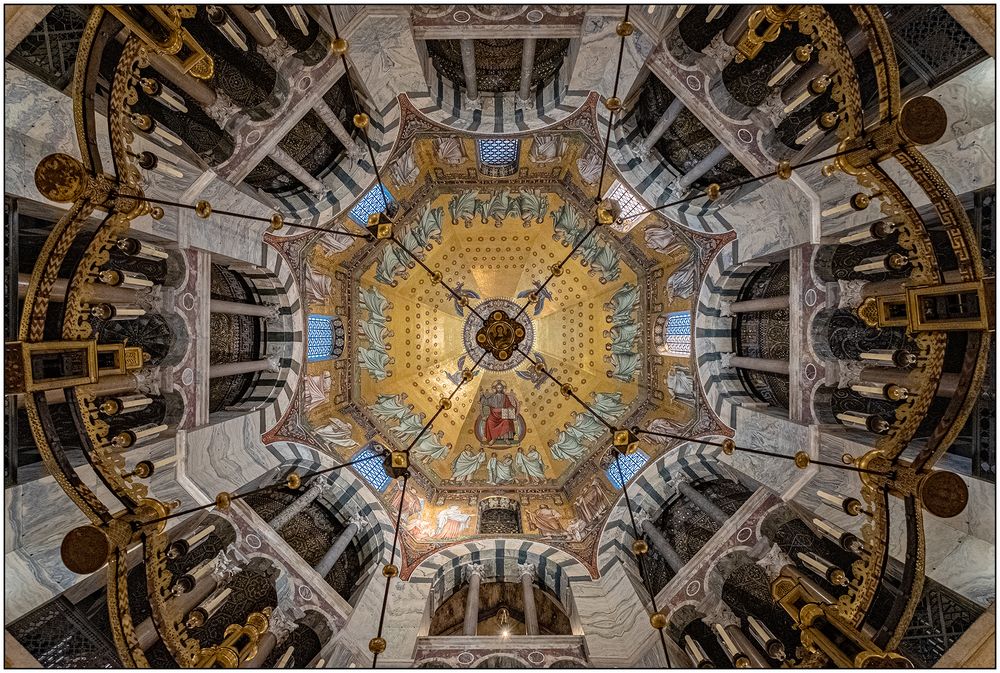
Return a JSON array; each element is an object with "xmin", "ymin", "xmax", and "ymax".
[
  {"xmin": 211, "ymin": 547, "xmax": 242, "ymax": 582},
  {"xmin": 718, "ymin": 302, "xmax": 733, "ymax": 317},
  {"xmin": 467, "ymin": 563, "xmax": 487, "ymax": 580},
  {"xmin": 830, "ymin": 359, "xmax": 867, "ymax": 389},
  {"xmin": 462, "ymin": 92, "xmax": 483, "ymax": 111},
  {"xmin": 719, "ymin": 351, "xmax": 735, "ymax": 369},
  {"xmin": 204, "ymin": 89, "xmax": 241, "ymax": 127},
  {"xmin": 347, "ymin": 511, "xmax": 369, "ymax": 531},
  {"xmin": 837, "ymin": 278, "xmax": 870, "ymax": 309},
  {"xmin": 703, "ymin": 32, "xmax": 737, "ymax": 65},
  {"xmin": 755, "ymin": 543, "xmax": 794, "ymax": 579},
  {"xmin": 633, "ymin": 507, "xmax": 652, "ymax": 529},
  {"xmin": 269, "ymin": 608, "xmax": 299, "ymax": 641},
  {"xmin": 266, "ymin": 354, "xmax": 282, "ymax": 373},
  {"xmin": 701, "ymin": 599, "xmax": 741, "ymax": 629},
  {"xmin": 517, "ymin": 562, "xmax": 536, "ymax": 579},
  {"xmin": 134, "ymin": 368, "xmax": 162, "ymax": 396}
]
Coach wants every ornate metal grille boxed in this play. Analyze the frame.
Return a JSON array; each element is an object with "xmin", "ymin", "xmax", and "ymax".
[
  {"xmin": 477, "ymin": 138, "xmax": 521, "ymax": 177},
  {"xmin": 349, "ymin": 185, "xmax": 395, "ymax": 226},
  {"xmin": 606, "ymin": 449, "xmax": 649, "ymax": 489},
  {"xmin": 659, "ymin": 311, "xmax": 691, "ymax": 356},
  {"xmin": 307, "ymin": 314, "xmax": 345, "ymax": 362},
  {"xmin": 352, "ymin": 445, "xmax": 391, "ymax": 491},
  {"xmin": 7, "ymin": 596, "xmax": 122, "ymax": 668},
  {"xmin": 7, "ymin": 6, "xmax": 89, "ymax": 91},
  {"xmin": 882, "ymin": 5, "xmax": 987, "ymax": 88}
]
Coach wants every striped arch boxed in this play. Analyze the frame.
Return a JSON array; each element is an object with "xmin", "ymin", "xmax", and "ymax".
[
  {"xmin": 261, "ymin": 441, "xmax": 396, "ymax": 573},
  {"xmin": 223, "ymin": 248, "xmax": 303, "ymax": 435},
  {"xmin": 694, "ymin": 240, "xmax": 761, "ymax": 428},
  {"xmin": 597, "ymin": 441, "xmax": 735, "ymax": 575},
  {"xmin": 407, "ymin": 538, "xmax": 592, "ymax": 615}
]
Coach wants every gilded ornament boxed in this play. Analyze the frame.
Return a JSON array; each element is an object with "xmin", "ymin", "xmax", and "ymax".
[
  {"xmin": 794, "ymin": 451, "xmax": 810, "ymax": 469},
  {"xmin": 439, "ymin": 398, "xmax": 452, "ymax": 410},
  {"xmin": 919, "ymin": 470, "xmax": 968, "ymax": 519},
  {"xmin": 856, "ymin": 297, "xmax": 880, "ymax": 328},
  {"xmin": 616, "ymin": 20, "xmax": 634, "ymax": 36},
  {"xmin": 649, "ymin": 612, "xmax": 667, "ymax": 629},
  {"xmin": 100, "ymin": 399, "xmax": 122, "ymax": 415},
  {"xmin": 776, "ymin": 160, "xmax": 792, "ymax": 180},
  {"xmin": 550, "ymin": 263, "xmax": 564, "ymax": 276},
  {"xmin": 706, "ymin": 183, "xmax": 721, "ymax": 201},
  {"xmin": 195, "ymin": 200, "xmax": 212, "ymax": 218},
  {"xmin": 604, "ymin": 96, "xmax": 622, "ymax": 112},
  {"xmin": 150, "ymin": 206, "xmax": 165, "ymax": 220},
  {"xmin": 331, "ymin": 37, "xmax": 348, "ymax": 56},
  {"xmin": 215, "ymin": 491, "xmax": 232, "ymax": 510},
  {"xmin": 383, "ymin": 564, "xmax": 398, "ymax": 577},
  {"xmin": 131, "ymin": 460, "xmax": 154, "ymax": 479},
  {"xmin": 60, "ymin": 524, "xmax": 112, "ymax": 574},
  {"xmin": 532, "ymin": 362, "xmax": 546, "ymax": 375},
  {"xmin": 461, "ymin": 369, "xmax": 474, "ymax": 382},
  {"xmin": 898, "ymin": 96, "xmax": 947, "ymax": 146},
  {"xmin": 354, "ymin": 113, "xmax": 370, "ymax": 129},
  {"xmin": 269, "ymin": 213, "xmax": 284, "ymax": 231},
  {"xmin": 429, "ymin": 270, "xmax": 442, "ymax": 283},
  {"xmin": 560, "ymin": 384, "xmax": 574, "ymax": 397},
  {"xmin": 368, "ymin": 637, "xmax": 387, "ymax": 654},
  {"xmin": 34, "ymin": 153, "xmax": 89, "ymax": 203},
  {"xmin": 722, "ymin": 438, "xmax": 736, "ymax": 455},
  {"xmin": 286, "ymin": 472, "xmax": 302, "ymax": 490},
  {"xmin": 631, "ymin": 539, "xmax": 648, "ymax": 555}
]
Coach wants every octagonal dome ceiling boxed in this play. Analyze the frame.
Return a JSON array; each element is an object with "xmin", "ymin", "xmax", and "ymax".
[{"xmin": 288, "ymin": 95, "xmax": 732, "ymax": 571}]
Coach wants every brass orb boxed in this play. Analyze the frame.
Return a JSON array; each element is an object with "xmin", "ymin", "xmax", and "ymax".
[
  {"xmin": 368, "ymin": 637, "xmax": 387, "ymax": 654},
  {"xmin": 90, "ymin": 303, "xmax": 114, "ymax": 320},
  {"xmin": 458, "ymin": 295, "xmax": 470, "ymax": 307},
  {"xmin": 721, "ymin": 438, "xmax": 736, "ymax": 455},
  {"xmin": 560, "ymin": 384, "xmax": 574, "ymax": 398},
  {"xmin": 794, "ymin": 451, "xmax": 811, "ymax": 469},
  {"xmin": 150, "ymin": 206, "xmax": 165, "ymax": 220},
  {"xmin": 354, "ymin": 113, "xmax": 370, "ymax": 130},
  {"xmin": 130, "ymin": 112, "xmax": 153, "ymax": 131},
  {"xmin": 776, "ymin": 160, "xmax": 792, "ymax": 180},
  {"xmin": 821, "ymin": 164, "xmax": 837, "ymax": 177},
  {"xmin": 99, "ymin": 269, "xmax": 122, "ymax": 286},
  {"xmin": 34, "ymin": 153, "xmax": 88, "ymax": 203},
  {"xmin": 851, "ymin": 193, "xmax": 871, "ymax": 211},
  {"xmin": 461, "ymin": 369, "xmax": 474, "ymax": 382},
  {"xmin": 330, "ymin": 37, "xmax": 348, "ymax": 56},
  {"xmin": 898, "ymin": 95, "xmax": 947, "ymax": 146},
  {"xmin": 819, "ymin": 111, "xmax": 839, "ymax": 129},
  {"xmin": 215, "ymin": 491, "xmax": 232, "ymax": 510},
  {"xmin": 429, "ymin": 271, "xmax": 442, "ymax": 283},
  {"xmin": 439, "ymin": 398, "xmax": 452, "ymax": 411},
  {"xmin": 61, "ymin": 524, "xmax": 112, "ymax": 575},
  {"xmin": 550, "ymin": 263, "xmax": 564, "ymax": 276},
  {"xmin": 632, "ymin": 539, "xmax": 649, "ymax": 555},
  {"xmin": 195, "ymin": 200, "xmax": 212, "ymax": 218},
  {"xmin": 705, "ymin": 183, "xmax": 722, "ymax": 201},
  {"xmin": 270, "ymin": 213, "xmax": 284, "ymax": 231},
  {"xmin": 604, "ymin": 96, "xmax": 622, "ymax": 112},
  {"xmin": 920, "ymin": 470, "xmax": 969, "ymax": 519},
  {"xmin": 793, "ymin": 44, "xmax": 813, "ymax": 62},
  {"xmin": 100, "ymin": 399, "xmax": 121, "ymax": 416},
  {"xmin": 383, "ymin": 563, "xmax": 398, "ymax": 577},
  {"xmin": 532, "ymin": 362, "xmax": 546, "ymax": 375},
  {"xmin": 132, "ymin": 460, "xmax": 154, "ymax": 479},
  {"xmin": 649, "ymin": 612, "xmax": 667, "ymax": 629},
  {"xmin": 828, "ymin": 568, "xmax": 848, "ymax": 586},
  {"xmin": 616, "ymin": 20, "xmax": 634, "ymax": 36},
  {"xmin": 527, "ymin": 292, "xmax": 539, "ymax": 303},
  {"xmin": 286, "ymin": 473, "xmax": 302, "ymax": 490}
]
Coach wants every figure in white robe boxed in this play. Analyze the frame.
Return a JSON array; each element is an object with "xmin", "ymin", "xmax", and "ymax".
[
  {"xmin": 316, "ymin": 231, "xmax": 354, "ymax": 256},
  {"xmin": 487, "ymin": 453, "xmax": 515, "ymax": 485},
  {"xmin": 304, "ymin": 372, "xmax": 332, "ymax": 412},
  {"xmin": 314, "ymin": 417, "xmax": 358, "ymax": 450},
  {"xmin": 605, "ymin": 323, "xmax": 640, "ymax": 353},
  {"xmin": 358, "ymin": 346, "xmax": 391, "ymax": 380},
  {"xmin": 305, "ymin": 266, "xmax": 333, "ymax": 305},
  {"xmin": 412, "ymin": 431, "xmax": 450, "ymax": 463},
  {"xmin": 514, "ymin": 446, "xmax": 546, "ymax": 483},
  {"xmin": 388, "ymin": 146, "xmax": 419, "ymax": 186},
  {"xmin": 577, "ymin": 147, "xmax": 602, "ymax": 185},
  {"xmin": 607, "ymin": 351, "xmax": 641, "ymax": 382},
  {"xmin": 666, "ymin": 257, "xmax": 695, "ymax": 302},
  {"xmin": 433, "ymin": 136, "xmax": 467, "ymax": 165},
  {"xmin": 451, "ymin": 446, "xmax": 486, "ymax": 482},
  {"xmin": 529, "ymin": 134, "xmax": 567, "ymax": 163},
  {"xmin": 667, "ymin": 364, "xmax": 696, "ymax": 406},
  {"xmin": 434, "ymin": 505, "xmax": 472, "ymax": 538},
  {"xmin": 606, "ymin": 282, "xmax": 639, "ymax": 326},
  {"xmin": 644, "ymin": 226, "xmax": 687, "ymax": 256}
]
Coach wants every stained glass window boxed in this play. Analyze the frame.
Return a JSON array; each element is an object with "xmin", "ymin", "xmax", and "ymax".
[
  {"xmin": 477, "ymin": 138, "xmax": 520, "ymax": 177},
  {"xmin": 351, "ymin": 445, "xmax": 391, "ymax": 492},
  {"xmin": 349, "ymin": 184, "xmax": 395, "ymax": 226},
  {"xmin": 604, "ymin": 180, "xmax": 648, "ymax": 231},
  {"xmin": 661, "ymin": 311, "xmax": 691, "ymax": 356},
  {"xmin": 606, "ymin": 449, "xmax": 650, "ymax": 489},
  {"xmin": 307, "ymin": 315, "xmax": 345, "ymax": 362}
]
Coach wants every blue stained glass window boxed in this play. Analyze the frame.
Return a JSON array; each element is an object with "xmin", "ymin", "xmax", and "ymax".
[
  {"xmin": 606, "ymin": 449, "xmax": 650, "ymax": 490},
  {"xmin": 307, "ymin": 315, "xmax": 333, "ymax": 362},
  {"xmin": 662, "ymin": 311, "xmax": 691, "ymax": 356},
  {"xmin": 477, "ymin": 138, "xmax": 520, "ymax": 166},
  {"xmin": 349, "ymin": 184, "xmax": 395, "ymax": 226},
  {"xmin": 352, "ymin": 445, "xmax": 391, "ymax": 492},
  {"xmin": 606, "ymin": 180, "xmax": 644, "ymax": 223}
]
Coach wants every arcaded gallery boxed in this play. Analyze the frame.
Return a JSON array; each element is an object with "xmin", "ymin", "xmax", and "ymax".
[{"xmin": 2, "ymin": 3, "xmax": 996, "ymax": 669}]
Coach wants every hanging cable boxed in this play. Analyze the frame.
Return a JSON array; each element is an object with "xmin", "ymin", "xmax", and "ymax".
[{"xmin": 370, "ymin": 472, "xmax": 409, "ymax": 665}]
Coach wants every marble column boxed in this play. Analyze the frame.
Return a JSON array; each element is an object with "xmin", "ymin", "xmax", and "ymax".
[
  {"xmin": 517, "ymin": 38, "xmax": 537, "ymax": 103},
  {"xmin": 460, "ymin": 39, "xmax": 479, "ymax": 101},
  {"xmin": 269, "ymin": 147, "xmax": 326, "ymax": 195},
  {"xmin": 210, "ymin": 298, "xmax": 278, "ymax": 318},
  {"xmin": 721, "ymin": 353, "xmax": 790, "ymax": 376},
  {"xmin": 229, "ymin": 5, "xmax": 278, "ymax": 47},
  {"xmin": 311, "ymin": 100, "xmax": 364, "ymax": 160},
  {"xmin": 725, "ymin": 624, "xmax": 770, "ymax": 668},
  {"xmin": 208, "ymin": 355, "xmax": 280, "ymax": 380},
  {"xmin": 314, "ymin": 513, "xmax": 367, "ymax": 578},
  {"xmin": 518, "ymin": 562, "xmax": 539, "ymax": 636},
  {"xmin": 728, "ymin": 295, "xmax": 790, "ymax": 313},
  {"xmin": 241, "ymin": 631, "xmax": 277, "ymax": 668},
  {"xmin": 676, "ymin": 481, "xmax": 729, "ymax": 526},
  {"xmin": 145, "ymin": 51, "xmax": 218, "ymax": 107},
  {"xmin": 636, "ymin": 97, "xmax": 684, "ymax": 157},
  {"xmin": 463, "ymin": 564, "xmax": 486, "ymax": 636},
  {"xmin": 19, "ymin": 274, "xmax": 141, "ymax": 304},
  {"xmin": 635, "ymin": 509, "xmax": 683, "ymax": 572},
  {"xmin": 268, "ymin": 477, "xmax": 330, "ymax": 530},
  {"xmin": 674, "ymin": 144, "xmax": 731, "ymax": 193},
  {"xmin": 722, "ymin": 5, "xmax": 760, "ymax": 45}
]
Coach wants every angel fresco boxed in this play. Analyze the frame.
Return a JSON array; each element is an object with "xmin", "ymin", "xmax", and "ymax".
[
  {"xmin": 433, "ymin": 136, "xmax": 468, "ymax": 165},
  {"xmin": 529, "ymin": 134, "xmax": 568, "ymax": 163},
  {"xmin": 434, "ymin": 505, "xmax": 473, "ymax": 538}
]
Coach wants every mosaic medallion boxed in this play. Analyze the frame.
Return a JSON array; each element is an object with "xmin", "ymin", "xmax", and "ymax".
[{"xmin": 462, "ymin": 298, "xmax": 535, "ymax": 372}]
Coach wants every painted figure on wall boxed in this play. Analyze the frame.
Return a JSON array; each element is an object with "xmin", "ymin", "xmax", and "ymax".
[
  {"xmin": 433, "ymin": 136, "xmax": 468, "ymax": 165},
  {"xmin": 435, "ymin": 504, "xmax": 473, "ymax": 538},
  {"xmin": 527, "ymin": 504, "xmax": 565, "ymax": 537},
  {"xmin": 451, "ymin": 446, "xmax": 486, "ymax": 482},
  {"xmin": 487, "ymin": 452, "xmax": 515, "ymax": 485},
  {"xmin": 574, "ymin": 474, "xmax": 612, "ymax": 521},
  {"xmin": 304, "ymin": 371, "xmax": 332, "ymax": 412},
  {"xmin": 476, "ymin": 381, "xmax": 525, "ymax": 445},
  {"xmin": 514, "ymin": 446, "xmax": 546, "ymax": 483},
  {"xmin": 667, "ymin": 364, "xmax": 696, "ymax": 406}
]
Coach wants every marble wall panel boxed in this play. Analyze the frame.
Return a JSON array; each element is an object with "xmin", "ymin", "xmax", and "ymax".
[
  {"xmin": 348, "ymin": 14, "xmax": 429, "ymax": 111},
  {"xmin": 570, "ymin": 562, "xmax": 651, "ymax": 667},
  {"xmin": 570, "ymin": 12, "xmax": 656, "ymax": 99},
  {"xmin": 181, "ymin": 413, "xmax": 279, "ymax": 500}
]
